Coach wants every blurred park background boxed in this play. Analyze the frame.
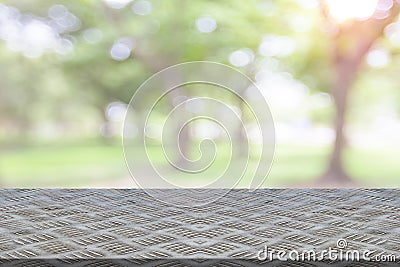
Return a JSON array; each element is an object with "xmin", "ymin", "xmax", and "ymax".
[{"xmin": 0, "ymin": 0, "xmax": 399, "ymax": 188}]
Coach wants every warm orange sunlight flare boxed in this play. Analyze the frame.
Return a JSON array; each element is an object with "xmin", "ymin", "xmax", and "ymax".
[{"xmin": 325, "ymin": 0, "xmax": 379, "ymax": 22}]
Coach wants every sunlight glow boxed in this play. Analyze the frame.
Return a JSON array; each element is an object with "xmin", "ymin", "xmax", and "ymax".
[{"xmin": 325, "ymin": 0, "xmax": 379, "ymax": 22}]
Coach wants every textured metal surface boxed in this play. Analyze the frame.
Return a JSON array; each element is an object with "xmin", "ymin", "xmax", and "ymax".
[{"xmin": 0, "ymin": 189, "xmax": 398, "ymax": 262}]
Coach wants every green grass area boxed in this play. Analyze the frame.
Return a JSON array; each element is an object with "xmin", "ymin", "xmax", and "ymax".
[
  {"xmin": 269, "ymin": 145, "xmax": 399, "ymax": 187},
  {"xmin": 0, "ymin": 143, "xmax": 126, "ymax": 187},
  {"xmin": 0, "ymin": 141, "xmax": 399, "ymax": 187}
]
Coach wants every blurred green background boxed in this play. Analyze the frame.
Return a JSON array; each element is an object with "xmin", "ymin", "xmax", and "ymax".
[{"xmin": 0, "ymin": 0, "xmax": 399, "ymax": 188}]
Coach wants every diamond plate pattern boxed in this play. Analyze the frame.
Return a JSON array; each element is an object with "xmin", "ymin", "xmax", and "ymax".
[{"xmin": 0, "ymin": 189, "xmax": 398, "ymax": 265}]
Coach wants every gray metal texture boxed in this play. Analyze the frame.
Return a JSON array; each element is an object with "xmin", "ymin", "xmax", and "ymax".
[{"xmin": 0, "ymin": 189, "xmax": 398, "ymax": 265}]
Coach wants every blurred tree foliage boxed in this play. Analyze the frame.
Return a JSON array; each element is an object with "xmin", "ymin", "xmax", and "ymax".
[
  {"xmin": 1, "ymin": 0, "xmax": 400, "ymax": 184},
  {"xmin": 0, "ymin": 0, "xmax": 330, "ymax": 137}
]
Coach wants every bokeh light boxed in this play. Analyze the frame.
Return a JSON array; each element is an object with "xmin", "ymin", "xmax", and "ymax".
[{"xmin": 195, "ymin": 16, "xmax": 217, "ymax": 33}]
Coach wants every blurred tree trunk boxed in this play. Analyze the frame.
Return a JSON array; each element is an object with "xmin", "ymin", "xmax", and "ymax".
[
  {"xmin": 320, "ymin": 47, "xmax": 360, "ymax": 183},
  {"xmin": 319, "ymin": 1, "xmax": 399, "ymax": 185},
  {"xmin": 166, "ymin": 80, "xmax": 192, "ymax": 169}
]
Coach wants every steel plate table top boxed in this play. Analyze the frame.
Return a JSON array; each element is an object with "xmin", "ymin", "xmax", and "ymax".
[{"xmin": 0, "ymin": 189, "xmax": 398, "ymax": 265}]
